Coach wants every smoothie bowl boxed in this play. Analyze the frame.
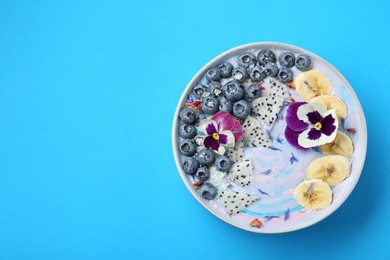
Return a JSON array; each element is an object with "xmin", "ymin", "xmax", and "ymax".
[{"xmin": 172, "ymin": 42, "xmax": 367, "ymax": 233}]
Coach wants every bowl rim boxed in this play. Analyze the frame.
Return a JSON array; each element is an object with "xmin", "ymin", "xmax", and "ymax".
[{"xmin": 171, "ymin": 42, "xmax": 367, "ymax": 234}]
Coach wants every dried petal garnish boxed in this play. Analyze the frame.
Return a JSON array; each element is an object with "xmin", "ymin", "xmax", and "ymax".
[
  {"xmin": 258, "ymin": 188, "xmax": 271, "ymax": 197},
  {"xmin": 249, "ymin": 218, "xmax": 262, "ymax": 228},
  {"xmin": 289, "ymin": 152, "xmax": 298, "ymax": 164},
  {"xmin": 184, "ymin": 100, "xmax": 202, "ymax": 110},
  {"xmin": 284, "ymin": 208, "xmax": 290, "ymax": 221},
  {"xmin": 193, "ymin": 181, "xmax": 203, "ymax": 190},
  {"xmin": 347, "ymin": 128, "xmax": 356, "ymax": 134}
]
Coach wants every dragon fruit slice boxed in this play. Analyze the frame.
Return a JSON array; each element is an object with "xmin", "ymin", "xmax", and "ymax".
[
  {"xmin": 252, "ymin": 96, "xmax": 284, "ymax": 129},
  {"xmin": 262, "ymin": 77, "xmax": 291, "ymax": 101},
  {"xmin": 227, "ymin": 138, "xmax": 245, "ymax": 162},
  {"xmin": 242, "ymin": 116, "xmax": 271, "ymax": 148},
  {"xmin": 228, "ymin": 159, "xmax": 253, "ymax": 188},
  {"xmin": 219, "ymin": 189, "xmax": 260, "ymax": 216}
]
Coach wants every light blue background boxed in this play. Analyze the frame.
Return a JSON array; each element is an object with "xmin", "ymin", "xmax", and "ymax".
[{"xmin": 0, "ymin": 0, "xmax": 389, "ymax": 259}]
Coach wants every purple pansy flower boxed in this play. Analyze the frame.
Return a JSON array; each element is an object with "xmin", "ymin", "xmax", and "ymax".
[
  {"xmin": 199, "ymin": 111, "xmax": 243, "ymax": 155},
  {"xmin": 285, "ymin": 102, "xmax": 338, "ymax": 150}
]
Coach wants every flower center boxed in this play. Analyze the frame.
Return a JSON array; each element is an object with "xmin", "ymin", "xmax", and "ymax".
[
  {"xmin": 212, "ymin": 133, "xmax": 219, "ymax": 141},
  {"xmin": 315, "ymin": 122, "xmax": 322, "ymax": 130}
]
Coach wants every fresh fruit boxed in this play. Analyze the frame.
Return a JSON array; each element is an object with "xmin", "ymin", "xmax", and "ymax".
[
  {"xmin": 205, "ymin": 67, "xmax": 220, "ymax": 82},
  {"xmin": 197, "ymin": 183, "xmax": 217, "ymax": 200},
  {"xmin": 295, "ymin": 54, "xmax": 312, "ymax": 71},
  {"xmin": 249, "ymin": 66, "xmax": 267, "ymax": 81},
  {"xmin": 218, "ymin": 62, "xmax": 233, "ymax": 78},
  {"xmin": 227, "ymin": 139, "xmax": 244, "ymax": 163},
  {"xmin": 310, "ymin": 95, "xmax": 348, "ymax": 119},
  {"xmin": 238, "ymin": 53, "xmax": 256, "ymax": 68},
  {"xmin": 257, "ymin": 49, "xmax": 276, "ymax": 65},
  {"xmin": 195, "ymin": 166, "xmax": 211, "ymax": 181},
  {"xmin": 201, "ymin": 96, "xmax": 220, "ymax": 115},
  {"xmin": 262, "ymin": 77, "xmax": 291, "ymax": 101},
  {"xmin": 294, "ymin": 179, "xmax": 333, "ymax": 210},
  {"xmin": 179, "ymin": 107, "xmax": 196, "ymax": 124},
  {"xmin": 182, "ymin": 157, "xmax": 199, "ymax": 175},
  {"xmin": 276, "ymin": 66, "xmax": 293, "ymax": 83},
  {"xmin": 192, "ymin": 84, "xmax": 208, "ymax": 99},
  {"xmin": 319, "ymin": 131, "xmax": 353, "ymax": 157},
  {"xmin": 228, "ymin": 159, "xmax": 254, "ymax": 187},
  {"xmin": 179, "ymin": 139, "xmax": 197, "ymax": 156},
  {"xmin": 208, "ymin": 82, "xmax": 223, "ymax": 97},
  {"xmin": 263, "ymin": 62, "xmax": 279, "ymax": 77},
  {"xmin": 196, "ymin": 149, "xmax": 216, "ymax": 166},
  {"xmin": 232, "ymin": 66, "xmax": 249, "ymax": 82},
  {"xmin": 294, "ymin": 70, "xmax": 333, "ymax": 100},
  {"xmin": 246, "ymin": 84, "xmax": 262, "ymax": 99},
  {"xmin": 232, "ymin": 100, "xmax": 251, "ymax": 119},
  {"xmin": 220, "ymin": 101, "xmax": 233, "ymax": 113},
  {"xmin": 215, "ymin": 156, "xmax": 232, "ymax": 172},
  {"xmin": 306, "ymin": 155, "xmax": 351, "ymax": 186},
  {"xmin": 219, "ymin": 189, "xmax": 259, "ymax": 216},
  {"xmin": 223, "ymin": 80, "xmax": 244, "ymax": 102},
  {"xmin": 279, "ymin": 52, "xmax": 295, "ymax": 68},
  {"xmin": 252, "ymin": 96, "xmax": 284, "ymax": 129},
  {"xmin": 242, "ymin": 116, "xmax": 271, "ymax": 148},
  {"xmin": 179, "ymin": 124, "xmax": 197, "ymax": 139}
]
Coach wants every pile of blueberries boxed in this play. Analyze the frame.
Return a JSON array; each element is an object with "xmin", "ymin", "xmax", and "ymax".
[{"xmin": 177, "ymin": 49, "xmax": 312, "ymax": 200}]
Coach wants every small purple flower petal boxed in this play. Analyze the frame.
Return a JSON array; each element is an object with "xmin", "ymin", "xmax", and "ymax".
[
  {"xmin": 284, "ymin": 126, "xmax": 308, "ymax": 151},
  {"xmin": 307, "ymin": 111, "xmax": 323, "ymax": 125},
  {"xmin": 321, "ymin": 114, "xmax": 336, "ymax": 136},
  {"xmin": 218, "ymin": 133, "xmax": 228, "ymax": 145},
  {"xmin": 307, "ymin": 128, "xmax": 322, "ymax": 140},
  {"xmin": 204, "ymin": 136, "xmax": 218, "ymax": 150},
  {"xmin": 286, "ymin": 102, "xmax": 309, "ymax": 131},
  {"xmin": 205, "ymin": 123, "xmax": 218, "ymax": 135}
]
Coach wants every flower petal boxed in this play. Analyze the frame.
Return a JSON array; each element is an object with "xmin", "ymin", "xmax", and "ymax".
[
  {"xmin": 219, "ymin": 130, "xmax": 235, "ymax": 147},
  {"xmin": 306, "ymin": 111, "xmax": 323, "ymax": 124},
  {"xmin": 216, "ymin": 145, "xmax": 226, "ymax": 155},
  {"xmin": 204, "ymin": 135, "xmax": 217, "ymax": 149},
  {"xmin": 212, "ymin": 111, "xmax": 235, "ymax": 131},
  {"xmin": 286, "ymin": 102, "xmax": 309, "ymax": 131},
  {"xmin": 321, "ymin": 109, "xmax": 338, "ymax": 136},
  {"xmin": 307, "ymin": 128, "xmax": 322, "ymax": 140},
  {"xmin": 297, "ymin": 103, "xmax": 326, "ymax": 124},
  {"xmin": 285, "ymin": 126, "xmax": 308, "ymax": 151},
  {"xmin": 199, "ymin": 119, "xmax": 218, "ymax": 135},
  {"xmin": 231, "ymin": 120, "xmax": 244, "ymax": 142}
]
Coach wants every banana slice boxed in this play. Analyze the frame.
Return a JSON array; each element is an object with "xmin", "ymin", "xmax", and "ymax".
[
  {"xmin": 306, "ymin": 155, "xmax": 351, "ymax": 186},
  {"xmin": 294, "ymin": 70, "xmax": 333, "ymax": 100},
  {"xmin": 320, "ymin": 131, "xmax": 353, "ymax": 157},
  {"xmin": 310, "ymin": 95, "xmax": 348, "ymax": 119},
  {"xmin": 294, "ymin": 179, "xmax": 333, "ymax": 211}
]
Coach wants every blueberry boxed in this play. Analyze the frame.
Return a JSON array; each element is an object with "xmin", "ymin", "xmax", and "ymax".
[
  {"xmin": 215, "ymin": 156, "xmax": 232, "ymax": 172},
  {"xmin": 195, "ymin": 110, "xmax": 207, "ymax": 122},
  {"xmin": 196, "ymin": 149, "xmax": 216, "ymax": 166},
  {"xmin": 279, "ymin": 52, "xmax": 295, "ymax": 68},
  {"xmin": 249, "ymin": 66, "xmax": 267, "ymax": 81},
  {"xmin": 179, "ymin": 107, "xmax": 196, "ymax": 124},
  {"xmin": 277, "ymin": 66, "xmax": 293, "ymax": 83},
  {"xmin": 208, "ymin": 82, "xmax": 222, "ymax": 96},
  {"xmin": 218, "ymin": 62, "xmax": 233, "ymax": 78},
  {"xmin": 223, "ymin": 80, "xmax": 244, "ymax": 102},
  {"xmin": 257, "ymin": 49, "xmax": 276, "ymax": 65},
  {"xmin": 179, "ymin": 124, "xmax": 197, "ymax": 139},
  {"xmin": 238, "ymin": 53, "xmax": 256, "ymax": 69},
  {"xmin": 182, "ymin": 157, "xmax": 199, "ymax": 175},
  {"xmin": 179, "ymin": 139, "xmax": 196, "ymax": 156},
  {"xmin": 232, "ymin": 66, "xmax": 248, "ymax": 82},
  {"xmin": 295, "ymin": 54, "xmax": 312, "ymax": 71},
  {"xmin": 246, "ymin": 84, "xmax": 261, "ymax": 99},
  {"xmin": 197, "ymin": 183, "xmax": 217, "ymax": 200},
  {"xmin": 263, "ymin": 62, "xmax": 279, "ymax": 77},
  {"xmin": 233, "ymin": 100, "xmax": 251, "ymax": 119},
  {"xmin": 220, "ymin": 101, "xmax": 233, "ymax": 113},
  {"xmin": 201, "ymin": 96, "xmax": 220, "ymax": 115},
  {"xmin": 192, "ymin": 84, "xmax": 208, "ymax": 99},
  {"xmin": 205, "ymin": 67, "xmax": 220, "ymax": 82},
  {"xmin": 195, "ymin": 166, "xmax": 210, "ymax": 181}
]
